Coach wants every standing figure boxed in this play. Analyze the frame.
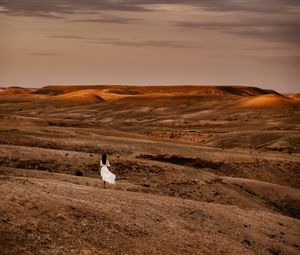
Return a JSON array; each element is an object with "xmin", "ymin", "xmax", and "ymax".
[{"xmin": 99, "ymin": 154, "xmax": 116, "ymax": 189}]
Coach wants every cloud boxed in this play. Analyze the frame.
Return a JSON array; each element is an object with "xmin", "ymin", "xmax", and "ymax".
[
  {"xmin": 0, "ymin": 0, "xmax": 299, "ymax": 18},
  {"xmin": 185, "ymin": 0, "xmax": 300, "ymax": 13},
  {"xmin": 47, "ymin": 35, "xmax": 199, "ymax": 49},
  {"xmin": 88, "ymin": 39, "xmax": 201, "ymax": 49},
  {"xmin": 0, "ymin": 9, "xmax": 64, "ymax": 19},
  {"xmin": 0, "ymin": 0, "xmax": 148, "ymax": 18},
  {"xmin": 176, "ymin": 17, "xmax": 300, "ymax": 45},
  {"xmin": 49, "ymin": 35, "xmax": 85, "ymax": 39},
  {"xmin": 2, "ymin": 1, "xmax": 300, "ymax": 47},
  {"xmin": 71, "ymin": 15, "xmax": 138, "ymax": 24}
]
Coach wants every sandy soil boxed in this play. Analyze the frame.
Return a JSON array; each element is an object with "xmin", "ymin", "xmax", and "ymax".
[{"xmin": 0, "ymin": 85, "xmax": 299, "ymax": 255}]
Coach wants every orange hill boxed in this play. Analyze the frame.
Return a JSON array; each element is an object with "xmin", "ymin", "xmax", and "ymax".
[
  {"xmin": 238, "ymin": 94, "xmax": 297, "ymax": 108},
  {"xmin": 49, "ymin": 89, "xmax": 128, "ymax": 104}
]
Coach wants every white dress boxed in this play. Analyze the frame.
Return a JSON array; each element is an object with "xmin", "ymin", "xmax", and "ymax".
[{"xmin": 100, "ymin": 159, "xmax": 116, "ymax": 184}]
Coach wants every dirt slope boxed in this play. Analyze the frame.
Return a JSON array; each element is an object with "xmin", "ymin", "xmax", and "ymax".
[{"xmin": 0, "ymin": 170, "xmax": 299, "ymax": 255}]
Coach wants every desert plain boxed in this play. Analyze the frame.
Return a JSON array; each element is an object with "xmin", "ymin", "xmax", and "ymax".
[{"xmin": 0, "ymin": 85, "xmax": 299, "ymax": 255}]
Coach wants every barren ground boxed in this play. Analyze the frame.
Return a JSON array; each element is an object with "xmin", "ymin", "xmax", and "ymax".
[{"xmin": 0, "ymin": 85, "xmax": 299, "ymax": 255}]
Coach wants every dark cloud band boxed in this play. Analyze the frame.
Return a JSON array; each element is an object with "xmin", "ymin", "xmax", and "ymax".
[
  {"xmin": 176, "ymin": 17, "xmax": 300, "ymax": 45},
  {"xmin": 0, "ymin": 0, "xmax": 299, "ymax": 18}
]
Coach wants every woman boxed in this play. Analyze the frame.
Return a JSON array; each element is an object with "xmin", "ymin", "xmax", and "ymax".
[{"xmin": 99, "ymin": 154, "xmax": 116, "ymax": 189}]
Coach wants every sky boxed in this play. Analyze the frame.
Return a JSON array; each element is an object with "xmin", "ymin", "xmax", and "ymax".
[{"xmin": 0, "ymin": 0, "xmax": 299, "ymax": 93}]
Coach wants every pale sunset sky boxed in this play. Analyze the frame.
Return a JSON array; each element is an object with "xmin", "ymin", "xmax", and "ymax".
[{"xmin": 0, "ymin": 0, "xmax": 299, "ymax": 92}]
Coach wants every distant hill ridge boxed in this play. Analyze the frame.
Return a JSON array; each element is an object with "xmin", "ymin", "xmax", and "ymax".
[
  {"xmin": 0, "ymin": 86, "xmax": 31, "ymax": 95},
  {"xmin": 31, "ymin": 85, "xmax": 280, "ymax": 97}
]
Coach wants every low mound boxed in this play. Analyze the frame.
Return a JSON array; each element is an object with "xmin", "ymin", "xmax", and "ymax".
[
  {"xmin": 48, "ymin": 89, "xmax": 106, "ymax": 105},
  {"xmin": 50, "ymin": 89, "xmax": 134, "ymax": 104},
  {"xmin": 239, "ymin": 94, "xmax": 296, "ymax": 107},
  {"xmin": 0, "ymin": 87, "xmax": 31, "ymax": 95},
  {"xmin": 34, "ymin": 85, "xmax": 106, "ymax": 95}
]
